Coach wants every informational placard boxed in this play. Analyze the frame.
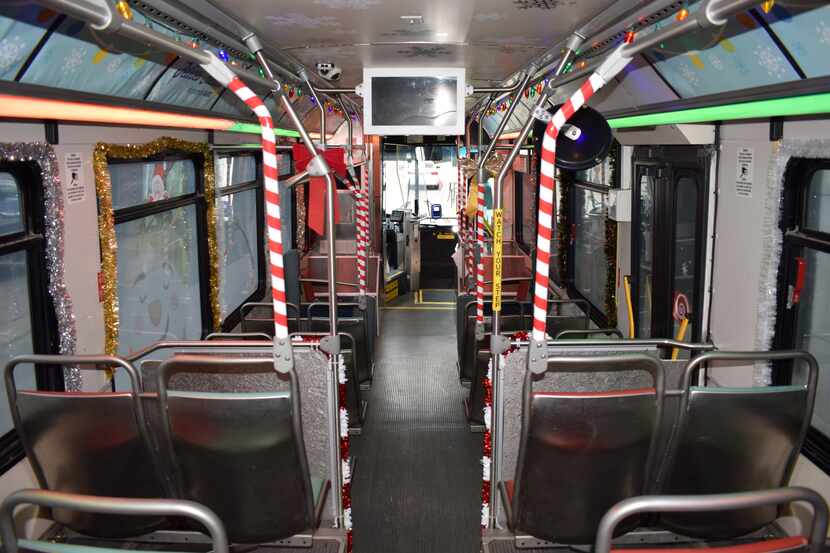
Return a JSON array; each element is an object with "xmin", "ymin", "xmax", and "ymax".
[
  {"xmin": 64, "ymin": 152, "xmax": 86, "ymax": 204},
  {"xmin": 492, "ymin": 209, "xmax": 503, "ymax": 312},
  {"xmin": 736, "ymin": 147, "xmax": 754, "ymax": 198}
]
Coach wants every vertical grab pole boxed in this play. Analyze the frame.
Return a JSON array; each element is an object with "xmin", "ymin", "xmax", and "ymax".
[
  {"xmin": 304, "ymin": 73, "xmax": 327, "ymax": 148},
  {"xmin": 474, "ymin": 71, "xmax": 531, "ymax": 341},
  {"xmin": 242, "ymin": 35, "xmax": 343, "ymax": 530},
  {"xmin": 483, "ymin": 37, "xmax": 581, "ymax": 529}
]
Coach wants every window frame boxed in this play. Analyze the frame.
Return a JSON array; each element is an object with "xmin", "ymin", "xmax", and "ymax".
[
  {"xmin": 109, "ymin": 152, "xmax": 214, "ymax": 344},
  {"xmin": 214, "ymin": 152, "xmax": 266, "ymax": 331},
  {"xmin": 0, "ymin": 162, "xmax": 62, "ymax": 475},
  {"xmin": 773, "ymin": 158, "xmax": 830, "ymax": 475}
]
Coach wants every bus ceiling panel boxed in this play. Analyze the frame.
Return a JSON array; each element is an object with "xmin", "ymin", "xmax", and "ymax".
[
  {"xmin": 758, "ymin": 2, "xmax": 830, "ymax": 79},
  {"xmin": 202, "ymin": 0, "xmax": 621, "ymax": 86},
  {"xmin": 592, "ymin": 54, "xmax": 680, "ymax": 113},
  {"xmin": 642, "ymin": 2, "xmax": 802, "ymax": 99},
  {"xmin": 0, "ymin": 4, "xmax": 58, "ymax": 82}
]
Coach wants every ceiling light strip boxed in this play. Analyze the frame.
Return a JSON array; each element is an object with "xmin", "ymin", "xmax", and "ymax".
[
  {"xmin": 0, "ymin": 94, "xmax": 300, "ymax": 136},
  {"xmin": 608, "ymin": 92, "xmax": 830, "ymax": 129}
]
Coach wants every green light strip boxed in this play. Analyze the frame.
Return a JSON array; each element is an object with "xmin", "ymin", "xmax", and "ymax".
[
  {"xmin": 228, "ymin": 122, "xmax": 301, "ymax": 138},
  {"xmin": 607, "ymin": 92, "xmax": 830, "ymax": 129}
]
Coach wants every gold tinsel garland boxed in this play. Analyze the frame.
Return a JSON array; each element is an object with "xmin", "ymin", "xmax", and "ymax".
[
  {"xmin": 459, "ymin": 154, "xmax": 507, "ymax": 180},
  {"xmin": 556, "ymin": 172, "xmax": 572, "ymax": 282},
  {"xmin": 93, "ymin": 137, "xmax": 220, "ymax": 355},
  {"xmin": 604, "ymin": 141, "xmax": 620, "ymax": 327}
]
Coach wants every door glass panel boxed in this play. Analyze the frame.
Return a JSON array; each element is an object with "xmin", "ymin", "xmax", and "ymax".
[
  {"xmin": 672, "ymin": 176, "xmax": 698, "ymax": 341},
  {"xmin": 115, "ymin": 205, "xmax": 202, "ymax": 354},
  {"xmin": 795, "ymin": 249, "xmax": 830, "ymax": 437},
  {"xmin": 805, "ymin": 170, "xmax": 830, "ymax": 234},
  {"xmin": 0, "ymin": 250, "xmax": 36, "ymax": 433},
  {"xmin": 216, "ymin": 155, "xmax": 258, "ymax": 189},
  {"xmin": 0, "ymin": 173, "xmax": 23, "ymax": 236},
  {"xmin": 637, "ymin": 172, "xmax": 655, "ymax": 338},
  {"xmin": 573, "ymin": 187, "xmax": 608, "ymax": 313}
]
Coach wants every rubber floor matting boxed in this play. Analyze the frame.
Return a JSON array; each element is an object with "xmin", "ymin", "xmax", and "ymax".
[{"xmin": 351, "ymin": 305, "xmax": 482, "ymax": 553}]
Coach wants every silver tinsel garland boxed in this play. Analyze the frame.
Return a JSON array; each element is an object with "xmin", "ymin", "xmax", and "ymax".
[
  {"xmin": 755, "ymin": 139, "xmax": 830, "ymax": 385},
  {"xmin": 0, "ymin": 143, "xmax": 79, "ymax": 390}
]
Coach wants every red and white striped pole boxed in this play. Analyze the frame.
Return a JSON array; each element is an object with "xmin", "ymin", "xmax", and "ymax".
[
  {"xmin": 475, "ymin": 174, "xmax": 486, "ymax": 326},
  {"xmin": 456, "ymin": 146, "xmax": 467, "ymax": 289},
  {"xmin": 355, "ymin": 165, "xmax": 370, "ymax": 295},
  {"xmin": 201, "ymin": 53, "xmax": 289, "ymax": 340},
  {"xmin": 531, "ymin": 45, "xmax": 631, "ymax": 342}
]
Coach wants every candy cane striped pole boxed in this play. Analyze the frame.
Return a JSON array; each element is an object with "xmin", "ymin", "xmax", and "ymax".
[
  {"xmin": 532, "ymin": 45, "xmax": 631, "ymax": 342},
  {"xmin": 201, "ymin": 53, "xmax": 289, "ymax": 339},
  {"xmin": 355, "ymin": 166, "xmax": 369, "ymax": 295},
  {"xmin": 475, "ymin": 175, "xmax": 486, "ymax": 325},
  {"xmin": 456, "ymin": 149, "xmax": 466, "ymax": 288}
]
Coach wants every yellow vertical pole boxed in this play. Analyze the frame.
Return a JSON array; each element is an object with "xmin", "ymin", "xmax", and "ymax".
[
  {"xmin": 671, "ymin": 318, "xmax": 690, "ymax": 360},
  {"xmin": 623, "ymin": 275, "xmax": 635, "ymax": 339}
]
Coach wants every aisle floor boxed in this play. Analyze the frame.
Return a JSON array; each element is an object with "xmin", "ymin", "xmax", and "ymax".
[{"xmin": 350, "ymin": 296, "xmax": 483, "ymax": 553}]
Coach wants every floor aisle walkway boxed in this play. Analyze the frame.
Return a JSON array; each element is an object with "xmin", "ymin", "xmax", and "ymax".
[{"xmin": 350, "ymin": 297, "xmax": 483, "ymax": 553}]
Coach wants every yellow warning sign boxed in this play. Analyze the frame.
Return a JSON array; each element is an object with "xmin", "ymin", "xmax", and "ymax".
[
  {"xmin": 493, "ymin": 209, "xmax": 503, "ymax": 312},
  {"xmin": 436, "ymin": 232, "xmax": 455, "ymax": 240}
]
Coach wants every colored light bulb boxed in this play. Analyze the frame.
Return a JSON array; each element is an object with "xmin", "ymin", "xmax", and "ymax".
[
  {"xmin": 217, "ymin": 49, "xmax": 229, "ymax": 62},
  {"xmin": 676, "ymin": 7, "xmax": 689, "ymax": 21},
  {"xmin": 624, "ymin": 31, "xmax": 636, "ymax": 44},
  {"xmin": 115, "ymin": 0, "xmax": 133, "ymax": 21}
]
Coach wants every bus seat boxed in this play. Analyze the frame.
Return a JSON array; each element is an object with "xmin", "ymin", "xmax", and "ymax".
[
  {"xmin": 0, "ymin": 489, "xmax": 229, "ymax": 553},
  {"xmin": 545, "ymin": 299, "xmax": 590, "ymax": 337},
  {"xmin": 155, "ymin": 355, "xmax": 318, "ymax": 544},
  {"xmin": 658, "ymin": 351, "xmax": 818, "ymax": 539},
  {"xmin": 504, "ymin": 354, "xmax": 665, "ymax": 544},
  {"xmin": 595, "ymin": 487, "xmax": 828, "ymax": 553},
  {"xmin": 456, "ymin": 293, "xmax": 475, "ymax": 363},
  {"xmin": 307, "ymin": 303, "xmax": 372, "ymax": 385},
  {"xmin": 3, "ymin": 355, "xmax": 169, "ymax": 538},
  {"xmin": 240, "ymin": 302, "xmax": 302, "ymax": 336},
  {"xmin": 205, "ymin": 332, "xmax": 271, "ymax": 341},
  {"xmin": 555, "ymin": 328, "xmax": 624, "ymax": 339}
]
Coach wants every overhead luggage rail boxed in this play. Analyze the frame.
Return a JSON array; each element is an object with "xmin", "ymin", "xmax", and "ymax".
[
  {"xmin": 0, "ymin": 490, "xmax": 229, "ymax": 553},
  {"xmin": 4, "ymin": 355, "xmax": 169, "ymax": 538},
  {"xmin": 658, "ymin": 350, "xmax": 819, "ymax": 540},
  {"xmin": 155, "ymin": 354, "xmax": 318, "ymax": 544},
  {"xmin": 595, "ymin": 487, "xmax": 829, "ymax": 553},
  {"xmin": 503, "ymin": 354, "xmax": 665, "ymax": 545}
]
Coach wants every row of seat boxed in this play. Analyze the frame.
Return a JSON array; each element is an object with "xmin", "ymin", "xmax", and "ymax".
[
  {"xmin": 3, "ymin": 485, "xmax": 824, "ymax": 553},
  {"xmin": 496, "ymin": 349, "xmax": 819, "ymax": 546},
  {"xmin": 237, "ymin": 299, "xmax": 376, "ymax": 431},
  {"xmin": 4, "ymin": 352, "xmax": 330, "ymax": 545}
]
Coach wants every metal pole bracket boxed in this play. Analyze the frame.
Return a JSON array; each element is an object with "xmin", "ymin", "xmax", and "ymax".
[
  {"xmin": 531, "ymin": 105, "xmax": 553, "ymax": 122},
  {"xmin": 490, "ymin": 334, "xmax": 511, "ymax": 356},
  {"xmin": 319, "ymin": 334, "xmax": 341, "ymax": 356},
  {"xmin": 527, "ymin": 339, "xmax": 548, "ymax": 375},
  {"xmin": 357, "ymin": 294, "xmax": 367, "ymax": 311},
  {"xmin": 90, "ymin": 0, "xmax": 125, "ymax": 33},
  {"xmin": 307, "ymin": 154, "xmax": 331, "ymax": 177},
  {"xmin": 273, "ymin": 337, "xmax": 295, "ymax": 374}
]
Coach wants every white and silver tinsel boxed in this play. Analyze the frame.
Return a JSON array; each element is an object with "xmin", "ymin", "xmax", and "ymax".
[
  {"xmin": 755, "ymin": 139, "xmax": 830, "ymax": 385},
  {"xmin": 0, "ymin": 143, "xmax": 79, "ymax": 390}
]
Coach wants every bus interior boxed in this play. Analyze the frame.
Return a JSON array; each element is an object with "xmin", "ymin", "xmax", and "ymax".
[{"xmin": 0, "ymin": 0, "xmax": 829, "ymax": 553}]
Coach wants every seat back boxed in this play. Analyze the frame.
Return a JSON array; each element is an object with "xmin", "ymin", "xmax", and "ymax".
[
  {"xmin": 156, "ymin": 355, "xmax": 314, "ymax": 543},
  {"xmin": 4, "ymin": 355, "xmax": 168, "ymax": 538},
  {"xmin": 241, "ymin": 302, "xmax": 302, "ymax": 335},
  {"xmin": 0, "ymin": 490, "xmax": 230, "ymax": 553},
  {"xmin": 307, "ymin": 303, "xmax": 371, "ymax": 383},
  {"xmin": 659, "ymin": 351, "xmax": 818, "ymax": 539},
  {"xmin": 205, "ymin": 332, "xmax": 271, "ymax": 341},
  {"xmin": 545, "ymin": 300, "xmax": 590, "ymax": 337},
  {"xmin": 555, "ymin": 328, "xmax": 623, "ymax": 340},
  {"xmin": 594, "ymin": 487, "xmax": 828, "ymax": 553},
  {"xmin": 512, "ymin": 354, "xmax": 665, "ymax": 544}
]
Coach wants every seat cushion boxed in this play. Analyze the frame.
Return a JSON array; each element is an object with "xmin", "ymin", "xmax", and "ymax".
[{"xmin": 613, "ymin": 536, "xmax": 808, "ymax": 553}]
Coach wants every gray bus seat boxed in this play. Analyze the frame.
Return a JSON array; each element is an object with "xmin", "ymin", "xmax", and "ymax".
[
  {"xmin": 307, "ymin": 302, "xmax": 372, "ymax": 385},
  {"xmin": 240, "ymin": 302, "xmax": 302, "ymax": 336},
  {"xmin": 658, "ymin": 351, "xmax": 818, "ymax": 540},
  {"xmin": 0, "ymin": 489, "xmax": 229, "ymax": 553},
  {"xmin": 155, "ymin": 355, "xmax": 321, "ymax": 544},
  {"xmin": 545, "ymin": 299, "xmax": 590, "ymax": 337},
  {"xmin": 205, "ymin": 332, "xmax": 271, "ymax": 341},
  {"xmin": 502, "ymin": 354, "xmax": 665, "ymax": 544},
  {"xmin": 4, "ymin": 355, "xmax": 168, "ymax": 538},
  {"xmin": 595, "ymin": 487, "xmax": 828, "ymax": 553},
  {"xmin": 556, "ymin": 328, "xmax": 624, "ymax": 339}
]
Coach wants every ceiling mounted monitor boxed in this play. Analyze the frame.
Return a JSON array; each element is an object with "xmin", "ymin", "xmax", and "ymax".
[{"xmin": 364, "ymin": 68, "xmax": 465, "ymax": 136}]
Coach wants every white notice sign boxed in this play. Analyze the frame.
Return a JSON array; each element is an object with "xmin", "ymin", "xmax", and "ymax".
[
  {"xmin": 64, "ymin": 153, "xmax": 85, "ymax": 204},
  {"xmin": 736, "ymin": 147, "xmax": 754, "ymax": 198}
]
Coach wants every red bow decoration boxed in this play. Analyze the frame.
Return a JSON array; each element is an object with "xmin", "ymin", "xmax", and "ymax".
[{"xmin": 292, "ymin": 145, "xmax": 348, "ymax": 235}]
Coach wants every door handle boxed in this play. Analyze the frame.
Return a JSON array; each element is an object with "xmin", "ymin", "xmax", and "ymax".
[{"xmin": 787, "ymin": 256, "xmax": 807, "ymax": 309}]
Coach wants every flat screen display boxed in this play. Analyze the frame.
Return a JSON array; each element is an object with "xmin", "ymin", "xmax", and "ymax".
[{"xmin": 364, "ymin": 68, "xmax": 465, "ymax": 136}]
